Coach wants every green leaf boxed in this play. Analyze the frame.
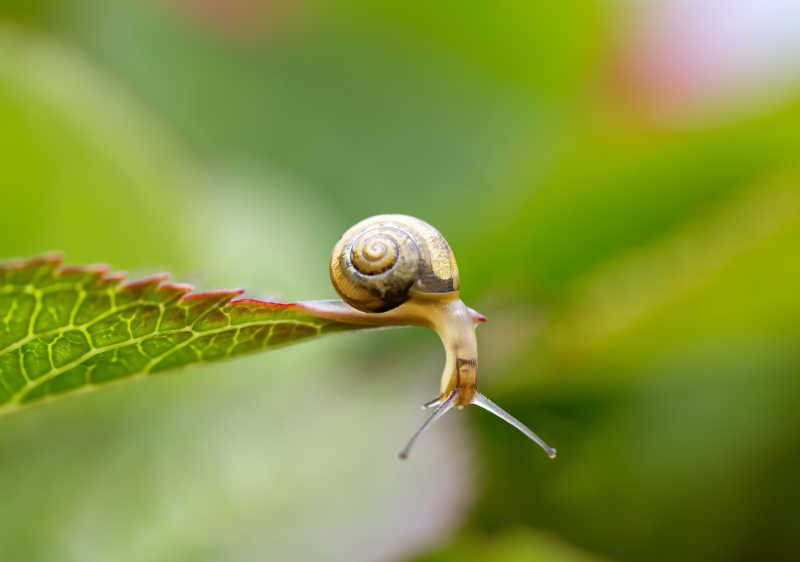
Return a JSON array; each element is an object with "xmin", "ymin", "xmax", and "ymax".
[{"xmin": 0, "ymin": 254, "xmax": 367, "ymax": 415}]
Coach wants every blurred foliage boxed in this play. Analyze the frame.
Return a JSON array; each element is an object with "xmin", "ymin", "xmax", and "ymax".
[
  {"xmin": 1, "ymin": 1, "xmax": 799, "ymax": 561},
  {"xmin": 461, "ymin": 102, "xmax": 800, "ymax": 299},
  {"xmin": 0, "ymin": 26, "xmax": 190, "ymax": 266},
  {"xmin": 416, "ymin": 528, "xmax": 609, "ymax": 562}
]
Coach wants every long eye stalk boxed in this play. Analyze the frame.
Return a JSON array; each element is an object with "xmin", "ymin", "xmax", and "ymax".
[
  {"xmin": 472, "ymin": 391, "xmax": 556, "ymax": 458},
  {"xmin": 398, "ymin": 389, "xmax": 556, "ymax": 460},
  {"xmin": 398, "ymin": 390, "xmax": 457, "ymax": 459}
]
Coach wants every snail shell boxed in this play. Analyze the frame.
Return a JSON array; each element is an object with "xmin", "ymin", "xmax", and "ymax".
[{"xmin": 329, "ymin": 214, "xmax": 460, "ymax": 312}]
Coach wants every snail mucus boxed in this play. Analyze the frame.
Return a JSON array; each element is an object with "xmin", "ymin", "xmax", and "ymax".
[{"xmin": 305, "ymin": 214, "xmax": 556, "ymax": 460}]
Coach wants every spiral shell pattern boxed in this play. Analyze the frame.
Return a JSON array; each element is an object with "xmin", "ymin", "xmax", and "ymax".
[
  {"xmin": 349, "ymin": 229, "xmax": 402, "ymax": 276},
  {"xmin": 330, "ymin": 215, "xmax": 460, "ymax": 313}
]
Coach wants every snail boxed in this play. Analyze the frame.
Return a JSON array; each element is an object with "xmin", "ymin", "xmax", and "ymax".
[{"xmin": 307, "ymin": 214, "xmax": 555, "ymax": 460}]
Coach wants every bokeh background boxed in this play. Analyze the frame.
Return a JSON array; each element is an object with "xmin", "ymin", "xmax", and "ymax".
[{"xmin": 1, "ymin": 1, "xmax": 800, "ymax": 561}]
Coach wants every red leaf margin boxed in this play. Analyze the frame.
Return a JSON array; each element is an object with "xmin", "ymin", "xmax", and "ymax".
[{"xmin": 0, "ymin": 252, "xmax": 323, "ymax": 316}]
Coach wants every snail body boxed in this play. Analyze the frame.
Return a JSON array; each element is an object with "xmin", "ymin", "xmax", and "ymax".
[{"xmin": 309, "ymin": 214, "xmax": 555, "ymax": 459}]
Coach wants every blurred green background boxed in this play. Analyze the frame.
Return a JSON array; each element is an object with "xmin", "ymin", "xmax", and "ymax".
[{"xmin": 1, "ymin": 1, "xmax": 799, "ymax": 561}]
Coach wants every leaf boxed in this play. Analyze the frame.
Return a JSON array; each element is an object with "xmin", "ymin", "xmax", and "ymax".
[{"xmin": 0, "ymin": 254, "xmax": 369, "ymax": 415}]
